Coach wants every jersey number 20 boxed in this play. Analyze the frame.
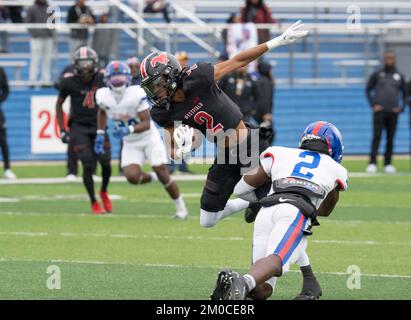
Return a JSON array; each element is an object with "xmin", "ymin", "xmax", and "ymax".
[{"xmin": 291, "ymin": 151, "xmax": 320, "ymax": 180}]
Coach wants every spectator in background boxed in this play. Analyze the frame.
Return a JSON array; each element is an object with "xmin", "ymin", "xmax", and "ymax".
[
  {"xmin": 8, "ymin": 6, "xmax": 23, "ymax": 23},
  {"xmin": 219, "ymin": 66, "xmax": 260, "ymax": 124},
  {"xmin": 255, "ymin": 59, "xmax": 275, "ymax": 140},
  {"xmin": 226, "ymin": 13, "xmax": 258, "ymax": 73},
  {"xmin": 144, "ymin": 0, "xmax": 172, "ymax": 23},
  {"xmin": 67, "ymin": 0, "xmax": 95, "ymax": 56},
  {"xmin": 168, "ymin": 51, "xmax": 193, "ymax": 175},
  {"xmin": 26, "ymin": 0, "xmax": 55, "ymax": 85},
  {"xmin": 0, "ymin": 67, "xmax": 16, "ymax": 179},
  {"xmin": 241, "ymin": 0, "xmax": 276, "ymax": 44},
  {"xmin": 92, "ymin": 12, "xmax": 113, "ymax": 68},
  {"xmin": 127, "ymin": 56, "xmax": 140, "ymax": 85},
  {"xmin": 366, "ymin": 52, "xmax": 407, "ymax": 174},
  {"xmin": 0, "ymin": 6, "xmax": 9, "ymax": 53}
]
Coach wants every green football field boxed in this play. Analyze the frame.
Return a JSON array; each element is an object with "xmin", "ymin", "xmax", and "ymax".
[{"xmin": 0, "ymin": 159, "xmax": 410, "ymax": 300}]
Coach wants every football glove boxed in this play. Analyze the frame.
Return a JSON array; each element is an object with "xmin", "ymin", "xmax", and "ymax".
[
  {"xmin": 94, "ymin": 133, "xmax": 105, "ymax": 154},
  {"xmin": 266, "ymin": 20, "xmax": 308, "ymax": 50},
  {"xmin": 173, "ymin": 125, "xmax": 193, "ymax": 160},
  {"xmin": 60, "ymin": 130, "xmax": 70, "ymax": 144},
  {"xmin": 113, "ymin": 125, "xmax": 132, "ymax": 140}
]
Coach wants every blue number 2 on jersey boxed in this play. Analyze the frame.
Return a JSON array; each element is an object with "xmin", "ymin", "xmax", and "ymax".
[{"xmin": 291, "ymin": 151, "xmax": 321, "ymax": 180}]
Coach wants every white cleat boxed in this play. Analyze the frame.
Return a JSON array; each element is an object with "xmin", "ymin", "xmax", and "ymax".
[
  {"xmin": 384, "ymin": 164, "xmax": 397, "ymax": 174},
  {"xmin": 65, "ymin": 174, "xmax": 77, "ymax": 181},
  {"xmin": 175, "ymin": 208, "xmax": 188, "ymax": 220},
  {"xmin": 3, "ymin": 169, "xmax": 17, "ymax": 180},
  {"xmin": 366, "ymin": 163, "xmax": 377, "ymax": 174}
]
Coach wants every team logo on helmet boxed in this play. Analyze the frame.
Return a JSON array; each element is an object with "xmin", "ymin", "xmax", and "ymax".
[{"xmin": 150, "ymin": 53, "xmax": 170, "ymax": 68}]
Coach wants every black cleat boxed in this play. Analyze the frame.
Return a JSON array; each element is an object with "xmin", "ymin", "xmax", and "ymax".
[
  {"xmin": 244, "ymin": 202, "xmax": 262, "ymax": 223},
  {"xmin": 293, "ymin": 277, "xmax": 322, "ymax": 300},
  {"xmin": 210, "ymin": 269, "xmax": 249, "ymax": 300},
  {"xmin": 227, "ymin": 271, "xmax": 249, "ymax": 300},
  {"xmin": 210, "ymin": 269, "xmax": 233, "ymax": 300}
]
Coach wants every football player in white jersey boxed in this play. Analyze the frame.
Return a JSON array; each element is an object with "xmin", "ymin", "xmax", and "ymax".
[
  {"xmin": 210, "ymin": 121, "xmax": 348, "ymax": 300},
  {"xmin": 94, "ymin": 61, "xmax": 188, "ymax": 219}
]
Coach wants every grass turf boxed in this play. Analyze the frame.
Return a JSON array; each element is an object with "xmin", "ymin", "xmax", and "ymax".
[{"xmin": 0, "ymin": 160, "xmax": 410, "ymax": 299}]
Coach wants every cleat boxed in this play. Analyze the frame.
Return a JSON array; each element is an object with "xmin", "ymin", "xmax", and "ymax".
[
  {"xmin": 4, "ymin": 169, "xmax": 17, "ymax": 180},
  {"xmin": 244, "ymin": 202, "xmax": 262, "ymax": 223},
  {"xmin": 210, "ymin": 269, "xmax": 233, "ymax": 300},
  {"xmin": 366, "ymin": 163, "xmax": 377, "ymax": 174},
  {"xmin": 65, "ymin": 174, "xmax": 76, "ymax": 181},
  {"xmin": 384, "ymin": 164, "xmax": 396, "ymax": 174},
  {"xmin": 91, "ymin": 201, "xmax": 106, "ymax": 215},
  {"xmin": 99, "ymin": 191, "xmax": 112, "ymax": 212},
  {"xmin": 175, "ymin": 207, "xmax": 188, "ymax": 220},
  {"xmin": 227, "ymin": 271, "xmax": 248, "ymax": 300}
]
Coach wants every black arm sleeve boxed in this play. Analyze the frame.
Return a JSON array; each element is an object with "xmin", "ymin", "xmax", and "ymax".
[
  {"xmin": 0, "ymin": 67, "xmax": 9, "ymax": 104},
  {"xmin": 366, "ymin": 72, "xmax": 378, "ymax": 107}
]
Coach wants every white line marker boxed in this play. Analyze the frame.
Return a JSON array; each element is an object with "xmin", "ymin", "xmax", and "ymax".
[
  {"xmin": 0, "ymin": 172, "xmax": 409, "ymax": 185},
  {"xmin": 0, "ymin": 257, "xmax": 410, "ymax": 279},
  {"xmin": 0, "ymin": 231, "xmax": 410, "ymax": 246}
]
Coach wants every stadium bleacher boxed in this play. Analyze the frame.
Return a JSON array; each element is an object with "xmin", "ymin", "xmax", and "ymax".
[{"xmin": 0, "ymin": 0, "xmax": 410, "ymax": 162}]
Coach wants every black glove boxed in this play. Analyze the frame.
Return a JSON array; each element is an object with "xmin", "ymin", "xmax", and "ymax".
[{"xmin": 61, "ymin": 130, "xmax": 70, "ymax": 144}]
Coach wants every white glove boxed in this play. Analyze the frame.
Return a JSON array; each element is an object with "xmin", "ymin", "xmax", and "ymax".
[
  {"xmin": 266, "ymin": 20, "xmax": 308, "ymax": 50},
  {"xmin": 173, "ymin": 125, "xmax": 194, "ymax": 159}
]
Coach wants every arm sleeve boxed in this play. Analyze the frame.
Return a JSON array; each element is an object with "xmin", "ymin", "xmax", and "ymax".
[
  {"xmin": 0, "ymin": 67, "xmax": 9, "ymax": 104},
  {"xmin": 366, "ymin": 72, "xmax": 378, "ymax": 107}
]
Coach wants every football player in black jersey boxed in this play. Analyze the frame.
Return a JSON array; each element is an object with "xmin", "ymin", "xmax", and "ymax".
[
  {"xmin": 56, "ymin": 47, "xmax": 112, "ymax": 214},
  {"xmin": 140, "ymin": 21, "xmax": 308, "ymax": 227}
]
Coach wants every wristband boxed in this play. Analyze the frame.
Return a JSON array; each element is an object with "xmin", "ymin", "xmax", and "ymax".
[
  {"xmin": 128, "ymin": 125, "xmax": 135, "ymax": 134},
  {"xmin": 96, "ymin": 129, "xmax": 105, "ymax": 135},
  {"xmin": 266, "ymin": 37, "xmax": 281, "ymax": 50}
]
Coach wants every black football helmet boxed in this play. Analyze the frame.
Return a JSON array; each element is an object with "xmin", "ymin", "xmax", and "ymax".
[
  {"xmin": 140, "ymin": 52, "xmax": 182, "ymax": 109},
  {"xmin": 72, "ymin": 46, "xmax": 99, "ymax": 83}
]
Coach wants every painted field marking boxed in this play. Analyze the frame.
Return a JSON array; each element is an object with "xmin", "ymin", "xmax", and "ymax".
[{"xmin": 0, "ymin": 257, "xmax": 410, "ymax": 279}]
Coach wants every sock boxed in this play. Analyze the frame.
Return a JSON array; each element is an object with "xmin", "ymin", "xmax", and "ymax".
[
  {"xmin": 173, "ymin": 195, "xmax": 186, "ymax": 211},
  {"xmin": 243, "ymin": 274, "xmax": 256, "ymax": 291},
  {"xmin": 83, "ymin": 166, "xmax": 96, "ymax": 203},
  {"xmin": 300, "ymin": 265, "xmax": 315, "ymax": 279},
  {"xmin": 100, "ymin": 163, "xmax": 111, "ymax": 192},
  {"xmin": 220, "ymin": 198, "xmax": 249, "ymax": 219},
  {"xmin": 149, "ymin": 172, "xmax": 158, "ymax": 182}
]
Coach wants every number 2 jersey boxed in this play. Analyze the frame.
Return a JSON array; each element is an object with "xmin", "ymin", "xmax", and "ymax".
[
  {"xmin": 150, "ymin": 62, "xmax": 244, "ymax": 137},
  {"xmin": 96, "ymin": 85, "xmax": 157, "ymax": 143},
  {"xmin": 260, "ymin": 146, "xmax": 348, "ymax": 209}
]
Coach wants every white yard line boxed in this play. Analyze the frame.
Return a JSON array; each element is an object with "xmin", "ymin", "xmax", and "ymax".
[
  {"xmin": 0, "ymin": 230, "xmax": 410, "ymax": 247},
  {"xmin": 0, "ymin": 257, "xmax": 410, "ymax": 279},
  {"xmin": 0, "ymin": 172, "xmax": 410, "ymax": 185}
]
